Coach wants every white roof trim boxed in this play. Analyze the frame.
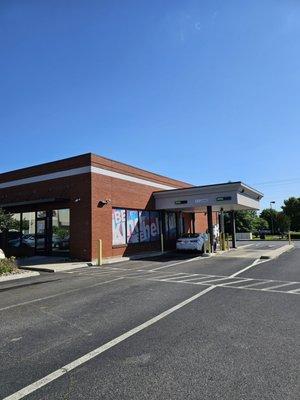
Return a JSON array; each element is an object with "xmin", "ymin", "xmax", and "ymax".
[
  {"xmin": 0, "ymin": 166, "xmax": 176, "ymax": 191},
  {"xmin": 90, "ymin": 166, "xmax": 175, "ymax": 190}
]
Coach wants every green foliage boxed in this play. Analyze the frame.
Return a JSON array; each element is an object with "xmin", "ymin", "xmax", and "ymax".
[
  {"xmin": 290, "ymin": 232, "xmax": 300, "ymax": 240},
  {"xmin": 276, "ymin": 212, "xmax": 291, "ymax": 233},
  {"xmin": 282, "ymin": 197, "xmax": 300, "ymax": 231},
  {"xmin": 260, "ymin": 208, "xmax": 277, "ymax": 230},
  {"xmin": 224, "ymin": 210, "xmax": 267, "ymax": 233},
  {"xmin": 253, "ymin": 216, "xmax": 269, "ymax": 232},
  {"xmin": 0, "ymin": 208, "xmax": 14, "ymax": 231},
  {"xmin": 52, "ymin": 226, "xmax": 69, "ymax": 239},
  {"xmin": 0, "ymin": 257, "xmax": 17, "ymax": 275},
  {"xmin": 260, "ymin": 208, "xmax": 291, "ymax": 233}
]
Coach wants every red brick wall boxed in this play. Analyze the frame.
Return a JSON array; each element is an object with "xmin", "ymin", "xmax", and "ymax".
[
  {"xmin": 91, "ymin": 174, "xmax": 166, "ymax": 259},
  {"xmin": 0, "ymin": 174, "xmax": 92, "ymax": 260},
  {"xmin": 0, "ymin": 153, "xmax": 217, "ymax": 261},
  {"xmin": 0, "ymin": 154, "xmax": 91, "ymax": 184}
]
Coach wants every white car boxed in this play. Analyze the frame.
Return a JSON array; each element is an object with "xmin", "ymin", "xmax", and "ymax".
[
  {"xmin": 176, "ymin": 233, "xmax": 208, "ymax": 253},
  {"xmin": 0, "ymin": 248, "xmax": 5, "ymax": 259}
]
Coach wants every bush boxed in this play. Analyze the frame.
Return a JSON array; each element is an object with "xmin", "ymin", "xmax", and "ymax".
[
  {"xmin": 0, "ymin": 257, "xmax": 17, "ymax": 275},
  {"xmin": 290, "ymin": 232, "xmax": 300, "ymax": 240}
]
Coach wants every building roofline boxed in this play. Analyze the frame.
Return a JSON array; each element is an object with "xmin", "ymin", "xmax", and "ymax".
[
  {"xmin": 153, "ymin": 181, "xmax": 264, "ymax": 197},
  {"xmin": 0, "ymin": 152, "xmax": 191, "ymax": 187}
]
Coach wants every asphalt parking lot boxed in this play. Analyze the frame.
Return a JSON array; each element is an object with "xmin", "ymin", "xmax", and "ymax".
[{"xmin": 0, "ymin": 242, "xmax": 299, "ymax": 399}]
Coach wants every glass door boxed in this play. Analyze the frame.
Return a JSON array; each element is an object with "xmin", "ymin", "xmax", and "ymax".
[{"xmin": 35, "ymin": 211, "xmax": 51, "ymax": 255}]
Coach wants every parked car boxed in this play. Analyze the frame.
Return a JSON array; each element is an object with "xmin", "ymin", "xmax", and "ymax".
[
  {"xmin": 0, "ymin": 248, "xmax": 5, "ymax": 259},
  {"xmin": 176, "ymin": 233, "xmax": 208, "ymax": 253}
]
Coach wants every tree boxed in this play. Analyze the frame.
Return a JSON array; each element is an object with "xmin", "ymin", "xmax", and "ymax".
[
  {"xmin": 224, "ymin": 210, "xmax": 259, "ymax": 233},
  {"xmin": 0, "ymin": 208, "xmax": 14, "ymax": 231},
  {"xmin": 253, "ymin": 216, "xmax": 269, "ymax": 232},
  {"xmin": 276, "ymin": 212, "xmax": 290, "ymax": 234},
  {"xmin": 282, "ymin": 197, "xmax": 300, "ymax": 231},
  {"xmin": 260, "ymin": 208, "xmax": 278, "ymax": 233}
]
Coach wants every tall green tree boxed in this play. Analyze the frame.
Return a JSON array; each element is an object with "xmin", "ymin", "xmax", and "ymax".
[
  {"xmin": 282, "ymin": 197, "xmax": 300, "ymax": 231},
  {"xmin": 260, "ymin": 208, "xmax": 278, "ymax": 233},
  {"xmin": 276, "ymin": 212, "xmax": 291, "ymax": 233},
  {"xmin": 224, "ymin": 210, "xmax": 264, "ymax": 233}
]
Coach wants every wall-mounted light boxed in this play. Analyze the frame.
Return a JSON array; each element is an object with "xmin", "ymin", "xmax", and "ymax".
[
  {"xmin": 98, "ymin": 199, "xmax": 111, "ymax": 208},
  {"xmin": 74, "ymin": 197, "xmax": 81, "ymax": 203}
]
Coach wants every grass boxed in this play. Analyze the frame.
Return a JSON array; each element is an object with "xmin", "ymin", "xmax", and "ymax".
[{"xmin": 0, "ymin": 257, "xmax": 18, "ymax": 275}]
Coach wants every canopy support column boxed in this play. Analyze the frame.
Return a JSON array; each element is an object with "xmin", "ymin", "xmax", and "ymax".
[
  {"xmin": 207, "ymin": 206, "xmax": 214, "ymax": 252},
  {"xmin": 230, "ymin": 210, "xmax": 237, "ymax": 248}
]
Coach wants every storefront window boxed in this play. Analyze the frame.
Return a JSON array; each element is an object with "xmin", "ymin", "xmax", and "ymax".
[
  {"xmin": 52, "ymin": 209, "xmax": 70, "ymax": 252},
  {"xmin": 112, "ymin": 209, "xmax": 126, "ymax": 245},
  {"xmin": 164, "ymin": 212, "xmax": 177, "ymax": 239},
  {"xmin": 150, "ymin": 211, "xmax": 160, "ymax": 241},
  {"xmin": 168, "ymin": 212, "xmax": 177, "ymax": 238},
  {"xmin": 22, "ymin": 212, "xmax": 36, "ymax": 248},
  {"xmin": 139, "ymin": 211, "xmax": 150, "ymax": 242},
  {"xmin": 126, "ymin": 210, "xmax": 139, "ymax": 243},
  {"xmin": 7, "ymin": 213, "xmax": 21, "ymax": 249},
  {"xmin": 112, "ymin": 208, "xmax": 161, "ymax": 246}
]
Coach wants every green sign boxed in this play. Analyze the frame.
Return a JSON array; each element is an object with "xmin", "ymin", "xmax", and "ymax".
[{"xmin": 216, "ymin": 196, "xmax": 232, "ymax": 201}]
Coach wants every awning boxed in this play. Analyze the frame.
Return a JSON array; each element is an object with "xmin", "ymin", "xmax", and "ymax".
[{"xmin": 153, "ymin": 181, "xmax": 263, "ymax": 212}]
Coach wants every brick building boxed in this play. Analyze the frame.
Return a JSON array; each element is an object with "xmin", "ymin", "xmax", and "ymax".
[{"xmin": 0, "ymin": 153, "xmax": 218, "ymax": 261}]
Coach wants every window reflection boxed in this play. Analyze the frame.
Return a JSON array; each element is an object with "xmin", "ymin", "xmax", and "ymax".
[
  {"xmin": 22, "ymin": 212, "xmax": 36, "ymax": 248},
  {"xmin": 52, "ymin": 209, "xmax": 70, "ymax": 252},
  {"xmin": 8, "ymin": 213, "xmax": 21, "ymax": 249}
]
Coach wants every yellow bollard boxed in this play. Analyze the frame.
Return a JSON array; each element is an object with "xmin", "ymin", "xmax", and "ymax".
[
  {"xmin": 226, "ymin": 234, "xmax": 229, "ymax": 250},
  {"xmin": 221, "ymin": 233, "xmax": 226, "ymax": 251},
  {"xmin": 97, "ymin": 239, "xmax": 103, "ymax": 266},
  {"xmin": 207, "ymin": 237, "xmax": 211, "ymax": 253},
  {"xmin": 160, "ymin": 233, "xmax": 164, "ymax": 253}
]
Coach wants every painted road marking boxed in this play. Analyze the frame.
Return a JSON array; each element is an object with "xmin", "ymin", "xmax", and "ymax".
[
  {"xmin": 2, "ymin": 286, "xmax": 216, "ymax": 400},
  {"xmin": 0, "ymin": 277, "xmax": 124, "ymax": 312},
  {"xmin": 150, "ymin": 257, "xmax": 202, "ymax": 271},
  {"xmin": 288, "ymin": 288, "xmax": 300, "ymax": 293},
  {"xmin": 229, "ymin": 258, "xmax": 267, "ymax": 277},
  {"xmin": 260, "ymin": 282, "xmax": 299, "ymax": 291}
]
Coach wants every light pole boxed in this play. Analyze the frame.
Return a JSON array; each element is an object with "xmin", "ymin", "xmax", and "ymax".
[{"xmin": 270, "ymin": 201, "xmax": 275, "ymax": 235}]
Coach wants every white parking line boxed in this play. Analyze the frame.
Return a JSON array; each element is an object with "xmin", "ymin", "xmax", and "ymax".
[
  {"xmin": 237, "ymin": 280, "xmax": 272, "ymax": 288},
  {"xmin": 229, "ymin": 258, "xmax": 268, "ymax": 278},
  {"xmin": 261, "ymin": 282, "xmax": 298, "ymax": 291},
  {"xmin": 288, "ymin": 288, "xmax": 300, "ymax": 293},
  {"xmin": 0, "ymin": 277, "xmax": 124, "ymax": 312},
  {"xmin": 150, "ymin": 257, "xmax": 202, "ymax": 271},
  {"xmin": 3, "ymin": 285, "xmax": 216, "ymax": 400}
]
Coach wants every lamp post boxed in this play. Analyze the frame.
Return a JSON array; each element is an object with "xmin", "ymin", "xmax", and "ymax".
[{"xmin": 270, "ymin": 201, "xmax": 275, "ymax": 235}]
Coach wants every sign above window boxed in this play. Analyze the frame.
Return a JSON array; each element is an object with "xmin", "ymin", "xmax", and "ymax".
[
  {"xmin": 175, "ymin": 200, "xmax": 187, "ymax": 205},
  {"xmin": 216, "ymin": 196, "xmax": 232, "ymax": 201}
]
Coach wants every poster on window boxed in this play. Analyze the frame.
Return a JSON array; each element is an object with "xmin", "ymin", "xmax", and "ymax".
[
  {"xmin": 139, "ymin": 211, "xmax": 150, "ymax": 242},
  {"xmin": 127, "ymin": 210, "xmax": 139, "ymax": 243},
  {"xmin": 112, "ymin": 209, "xmax": 126, "ymax": 245},
  {"xmin": 168, "ymin": 213, "xmax": 177, "ymax": 238},
  {"xmin": 150, "ymin": 211, "xmax": 160, "ymax": 241}
]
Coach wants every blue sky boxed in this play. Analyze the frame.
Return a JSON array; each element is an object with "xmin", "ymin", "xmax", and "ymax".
[{"xmin": 1, "ymin": 0, "xmax": 299, "ymax": 211}]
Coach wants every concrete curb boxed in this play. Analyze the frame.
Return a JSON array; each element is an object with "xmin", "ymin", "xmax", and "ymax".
[
  {"xmin": 0, "ymin": 271, "xmax": 40, "ymax": 282},
  {"xmin": 19, "ymin": 263, "xmax": 91, "ymax": 273},
  {"xmin": 260, "ymin": 244, "xmax": 295, "ymax": 260}
]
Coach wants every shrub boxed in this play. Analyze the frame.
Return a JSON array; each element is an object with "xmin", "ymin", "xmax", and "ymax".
[
  {"xmin": 0, "ymin": 257, "xmax": 17, "ymax": 275},
  {"xmin": 290, "ymin": 232, "xmax": 300, "ymax": 240}
]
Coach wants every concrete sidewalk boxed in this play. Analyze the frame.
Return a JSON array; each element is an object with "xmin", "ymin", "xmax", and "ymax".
[{"xmin": 19, "ymin": 261, "xmax": 92, "ymax": 273}]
